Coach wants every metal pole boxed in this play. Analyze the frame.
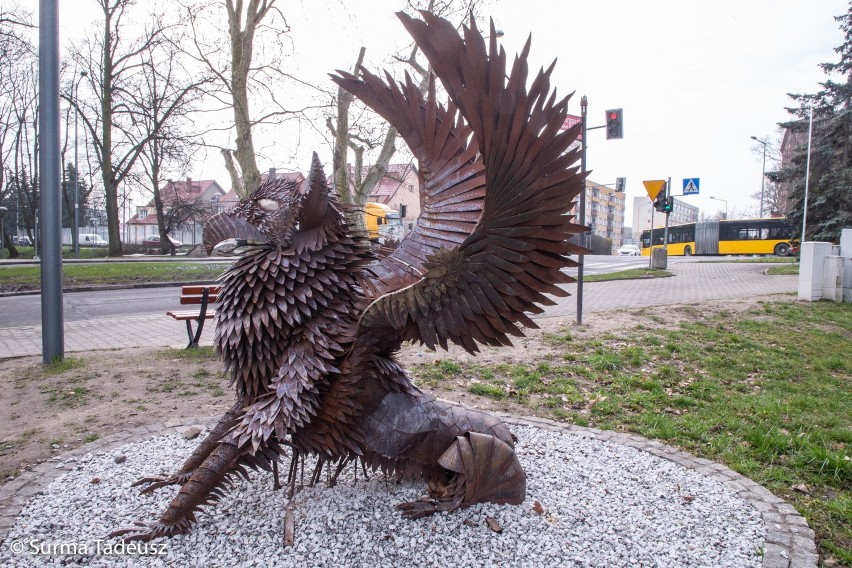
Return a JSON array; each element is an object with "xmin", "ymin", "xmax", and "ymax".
[
  {"xmin": 759, "ymin": 143, "xmax": 766, "ymax": 218},
  {"xmin": 73, "ymin": 71, "xmax": 86, "ymax": 258},
  {"xmin": 39, "ymin": 0, "xmax": 64, "ymax": 362},
  {"xmin": 663, "ymin": 177, "xmax": 671, "ymax": 251},
  {"xmin": 34, "ymin": 210, "xmax": 39, "ymax": 260},
  {"xmin": 648, "ymin": 206, "xmax": 655, "ymax": 268},
  {"xmin": 576, "ymin": 96, "xmax": 588, "ymax": 325},
  {"xmin": 0, "ymin": 208, "xmax": 6, "ymax": 258},
  {"xmin": 801, "ymin": 104, "xmax": 813, "ymax": 244}
]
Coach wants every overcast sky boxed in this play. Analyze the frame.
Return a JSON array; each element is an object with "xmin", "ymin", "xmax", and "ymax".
[{"xmin": 54, "ymin": 0, "xmax": 848, "ymax": 225}]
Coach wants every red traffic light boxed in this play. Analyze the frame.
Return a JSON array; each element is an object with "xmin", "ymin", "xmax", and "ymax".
[{"xmin": 605, "ymin": 108, "xmax": 623, "ymax": 140}]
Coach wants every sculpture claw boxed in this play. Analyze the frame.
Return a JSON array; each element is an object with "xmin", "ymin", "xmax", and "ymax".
[
  {"xmin": 132, "ymin": 472, "xmax": 191, "ymax": 494},
  {"xmin": 109, "ymin": 519, "xmax": 191, "ymax": 542},
  {"xmin": 396, "ymin": 496, "xmax": 452, "ymax": 519},
  {"xmin": 108, "ymin": 521, "xmax": 162, "ymax": 542}
]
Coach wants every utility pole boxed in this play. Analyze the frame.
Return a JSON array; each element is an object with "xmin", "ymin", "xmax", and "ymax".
[
  {"xmin": 73, "ymin": 70, "xmax": 87, "ymax": 258},
  {"xmin": 576, "ymin": 96, "xmax": 588, "ymax": 325},
  {"xmin": 801, "ymin": 104, "xmax": 813, "ymax": 244},
  {"xmin": 576, "ymin": 101, "xmax": 623, "ymax": 324},
  {"xmin": 751, "ymin": 136, "xmax": 768, "ymax": 218},
  {"xmin": 663, "ymin": 176, "xmax": 671, "ymax": 252},
  {"xmin": 648, "ymin": 206, "xmax": 655, "ymax": 269}
]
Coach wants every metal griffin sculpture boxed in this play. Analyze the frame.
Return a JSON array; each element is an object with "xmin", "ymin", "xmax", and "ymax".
[{"xmin": 112, "ymin": 11, "xmax": 585, "ymax": 541}]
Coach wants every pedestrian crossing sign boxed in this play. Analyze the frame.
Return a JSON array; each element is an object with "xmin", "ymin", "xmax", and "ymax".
[{"xmin": 683, "ymin": 178, "xmax": 700, "ymax": 195}]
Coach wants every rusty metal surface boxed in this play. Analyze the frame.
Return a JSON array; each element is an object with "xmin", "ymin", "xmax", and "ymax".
[{"xmin": 111, "ymin": 11, "xmax": 584, "ymax": 542}]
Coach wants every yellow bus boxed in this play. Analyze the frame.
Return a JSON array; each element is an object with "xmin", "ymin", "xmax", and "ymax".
[{"xmin": 640, "ymin": 219, "xmax": 795, "ymax": 257}]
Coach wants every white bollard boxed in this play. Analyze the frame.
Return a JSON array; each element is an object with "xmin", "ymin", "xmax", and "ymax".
[
  {"xmin": 841, "ymin": 229, "xmax": 852, "ymax": 303},
  {"xmin": 798, "ymin": 242, "xmax": 833, "ymax": 301},
  {"xmin": 822, "ymin": 255, "xmax": 844, "ymax": 301}
]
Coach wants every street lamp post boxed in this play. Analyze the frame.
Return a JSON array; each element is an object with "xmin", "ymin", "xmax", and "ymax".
[
  {"xmin": 73, "ymin": 70, "xmax": 87, "ymax": 259},
  {"xmin": 750, "ymin": 136, "xmax": 768, "ymax": 218},
  {"xmin": 709, "ymin": 196, "xmax": 728, "ymax": 219}
]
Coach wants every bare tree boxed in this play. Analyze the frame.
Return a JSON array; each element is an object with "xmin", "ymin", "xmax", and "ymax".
[
  {"xmin": 222, "ymin": 0, "xmax": 272, "ymax": 197},
  {"xmin": 328, "ymin": 0, "xmax": 488, "ymax": 228},
  {"xmin": 749, "ymin": 134, "xmax": 786, "ymax": 216},
  {"xmin": 66, "ymin": 0, "xmax": 172, "ymax": 256},
  {"xmin": 127, "ymin": 33, "xmax": 210, "ymax": 255},
  {"xmin": 0, "ymin": 2, "xmax": 34, "ymax": 257},
  {"xmin": 182, "ymin": 0, "xmax": 319, "ymax": 198},
  {"xmin": 3, "ymin": 25, "xmax": 38, "ymax": 251},
  {"xmin": 139, "ymin": 178, "xmax": 213, "ymax": 253}
]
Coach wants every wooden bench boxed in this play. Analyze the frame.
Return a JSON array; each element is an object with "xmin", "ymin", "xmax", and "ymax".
[{"xmin": 167, "ymin": 285, "xmax": 221, "ymax": 348}]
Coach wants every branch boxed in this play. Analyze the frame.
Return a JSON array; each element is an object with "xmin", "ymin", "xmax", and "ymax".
[{"xmin": 221, "ymin": 148, "xmax": 242, "ymax": 195}]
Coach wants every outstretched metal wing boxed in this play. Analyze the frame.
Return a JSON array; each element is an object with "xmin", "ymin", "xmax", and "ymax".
[{"xmin": 332, "ymin": 11, "xmax": 586, "ymax": 354}]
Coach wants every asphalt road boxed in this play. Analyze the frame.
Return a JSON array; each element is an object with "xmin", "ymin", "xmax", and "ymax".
[{"xmin": 0, "ymin": 255, "xmax": 687, "ymax": 329}]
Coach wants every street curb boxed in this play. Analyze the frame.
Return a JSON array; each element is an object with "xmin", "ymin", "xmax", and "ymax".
[
  {"xmin": 0, "ymin": 280, "xmax": 223, "ymax": 298},
  {"xmin": 0, "ymin": 413, "xmax": 818, "ymax": 567}
]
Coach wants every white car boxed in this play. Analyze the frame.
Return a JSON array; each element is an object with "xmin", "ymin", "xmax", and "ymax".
[
  {"xmin": 78, "ymin": 233, "xmax": 108, "ymax": 247},
  {"xmin": 617, "ymin": 244, "xmax": 641, "ymax": 256}
]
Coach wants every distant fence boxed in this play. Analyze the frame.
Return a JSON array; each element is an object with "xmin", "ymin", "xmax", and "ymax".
[{"xmin": 58, "ymin": 224, "xmax": 203, "ymax": 246}]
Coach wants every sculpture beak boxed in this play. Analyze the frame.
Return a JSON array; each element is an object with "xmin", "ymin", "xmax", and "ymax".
[{"xmin": 203, "ymin": 211, "xmax": 267, "ymax": 255}]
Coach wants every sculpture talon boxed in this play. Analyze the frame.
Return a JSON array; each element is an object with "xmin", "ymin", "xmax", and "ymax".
[
  {"xmin": 110, "ymin": 10, "xmax": 583, "ymax": 541},
  {"xmin": 109, "ymin": 519, "xmax": 191, "ymax": 542},
  {"xmin": 396, "ymin": 496, "xmax": 453, "ymax": 519},
  {"xmin": 132, "ymin": 472, "xmax": 192, "ymax": 494}
]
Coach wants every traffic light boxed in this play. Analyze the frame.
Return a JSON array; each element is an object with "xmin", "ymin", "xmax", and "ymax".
[
  {"xmin": 615, "ymin": 177, "xmax": 626, "ymax": 192},
  {"xmin": 605, "ymin": 108, "xmax": 623, "ymax": 140},
  {"xmin": 663, "ymin": 196, "xmax": 674, "ymax": 213},
  {"xmin": 653, "ymin": 189, "xmax": 667, "ymax": 212}
]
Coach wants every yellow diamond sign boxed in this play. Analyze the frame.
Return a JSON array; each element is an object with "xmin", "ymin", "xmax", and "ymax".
[{"xmin": 643, "ymin": 180, "xmax": 667, "ymax": 201}]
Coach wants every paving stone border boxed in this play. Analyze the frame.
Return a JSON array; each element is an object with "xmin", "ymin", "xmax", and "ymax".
[{"xmin": 0, "ymin": 414, "xmax": 818, "ymax": 568}]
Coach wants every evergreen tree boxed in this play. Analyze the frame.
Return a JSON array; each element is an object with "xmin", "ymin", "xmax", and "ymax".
[
  {"xmin": 770, "ymin": 6, "xmax": 851, "ymax": 242},
  {"xmin": 60, "ymin": 162, "xmax": 92, "ymax": 229}
]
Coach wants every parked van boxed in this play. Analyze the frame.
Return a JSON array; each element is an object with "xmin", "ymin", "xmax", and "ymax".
[{"xmin": 78, "ymin": 233, "xmax": 108, "ymax": 247}]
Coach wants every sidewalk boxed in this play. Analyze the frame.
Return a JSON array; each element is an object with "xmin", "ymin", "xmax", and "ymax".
[{"xmin": 0, "ymin": 262, "xmax": 797, "ymax": 359}]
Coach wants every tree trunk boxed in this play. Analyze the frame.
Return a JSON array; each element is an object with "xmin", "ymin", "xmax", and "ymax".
[
  {"xmin": 2, "ymin": 233, "xmax": 19, "ymax": 258},
  {"xmin": 332, "ymin": 47, "xmax": 366, "ymax": 229},
  {"xmin": 222, "ymin": 148, "xmax": 242, "ymax": 199},
  {"xmin": 151, "ymin": 158, "xmax": 172, "ymax": 255},
  {"xmin": 226, "ymin": 0, "xmax": 270, "ymax": 198},
  {"xmin": 103, "ymin": 176, "xmax": 122, "ymax": 256},
  {"xmin": 101, "ymin": 8, "xmax": 122, "ymax": 257}
]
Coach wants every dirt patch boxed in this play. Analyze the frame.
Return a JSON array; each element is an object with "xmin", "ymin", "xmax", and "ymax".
[
  {"xmin": 0, "ymin": 294, "xmax": 796, "ymax": 487},
  {"xmin": 0, "ymin": 347, "xmax": 233, "ymax": 483}
]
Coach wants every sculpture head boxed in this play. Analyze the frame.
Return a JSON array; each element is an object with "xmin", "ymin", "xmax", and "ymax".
[{"xmin": 203, "ymin": 153, "xmax": 332, "ymax": 255}]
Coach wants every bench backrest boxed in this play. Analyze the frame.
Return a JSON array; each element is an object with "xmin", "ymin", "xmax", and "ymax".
[{"xmin": 180, "ymin": 285, "xmax": 221, "ymax": 305}]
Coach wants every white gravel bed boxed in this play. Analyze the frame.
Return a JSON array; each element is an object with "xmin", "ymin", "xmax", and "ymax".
[{"xmin": 0, "ymin": 425, "xmax": 765, "ymax": 567}]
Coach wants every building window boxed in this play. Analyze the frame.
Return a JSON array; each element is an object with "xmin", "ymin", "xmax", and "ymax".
[{"xmin": 138, "ymin": 208, "xmax": 148, "ymax": 219}]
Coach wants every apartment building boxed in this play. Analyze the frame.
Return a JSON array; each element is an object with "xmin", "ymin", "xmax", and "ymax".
[{"xmin": 570, "ymin": 180, "xmax": 626, "ymax": 252}]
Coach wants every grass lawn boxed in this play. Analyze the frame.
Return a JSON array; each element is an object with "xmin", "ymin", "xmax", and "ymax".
[
  {"xmin": 768, "ymin": 263, "xmax": 801, "ymax": 275},
  {"xmin": 0, "ymin": 262, "xmax": 228, "ymax": 290},
  {"xmin": 412, "ymin": 300, "xmax": 852, "ymax": 566},
  {"xmin": 0, "ymin": 246, "xmax": 112, "ymax": 260},
  {"xmin": 584, "ymin": 268, "xmax": 672, "ymax": 282}
]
